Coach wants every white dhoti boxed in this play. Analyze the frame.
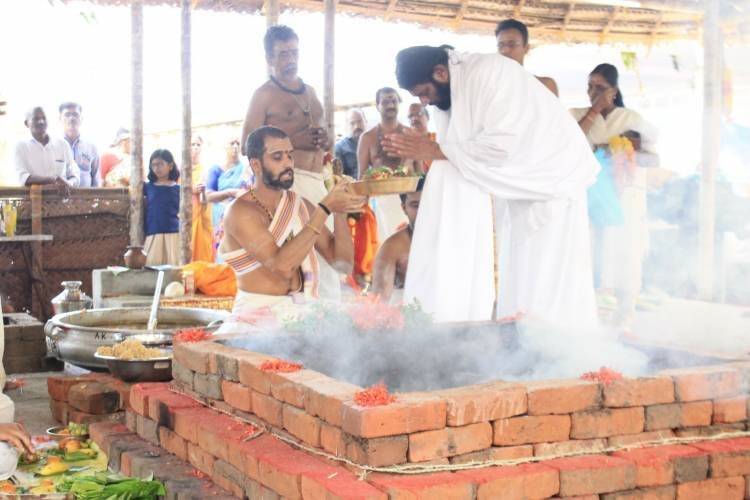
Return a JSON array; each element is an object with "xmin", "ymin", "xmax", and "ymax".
[
  {"xmin": 218, "ymin": 290, "xmax": 300, "ymax": 335},
  {"xmin": 291, "ymin": 168, "xmax": 342, "ymax": 302},
  {"xmin": 405, "ymin": 50, "xmax": 599, "ymax": 327}
]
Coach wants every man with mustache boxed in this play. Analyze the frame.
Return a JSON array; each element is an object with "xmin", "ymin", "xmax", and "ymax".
[
  {"xmin": 372, "ymin": 177, "xmax": 423, "ymax": 302},
  {"xmin": 241, "ymin": 25, "xmax": 344, "ymax": 299},
  {"xmin": 334, "ymin": 109, "xmax": 366, "ymax": 180},
  {"xmin": 407, "ymin": 103, "xmax": 436, "ymax": 174},
  {"xmin": 219, "ymin": 126, "xmax": 366, "ymax": 316},
  {"xmin": 14, "ymin": 106, "xmax": 79, "ymax": 195},
  {"xmin": 59, "ymin": 102, "xmax": 100, "ymax": 187},
  {"xmin": 383, "ymin": 45, "xmax": 599, "ymax": 327}
]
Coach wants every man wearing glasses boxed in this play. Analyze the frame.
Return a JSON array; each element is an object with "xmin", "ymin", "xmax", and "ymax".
[{"xmin": 495, "ymin": 19, "xmax": 559, "ymax": 97}]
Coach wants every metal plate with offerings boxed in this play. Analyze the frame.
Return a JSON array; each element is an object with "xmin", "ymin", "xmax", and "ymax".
[{"xmin": 349, "ymin": 166, "xmax": 421, "ymax": 196}]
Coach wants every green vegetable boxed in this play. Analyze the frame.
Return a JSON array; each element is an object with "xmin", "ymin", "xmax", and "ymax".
[
  {"xmin": 58, "ymin": 472, "xmax": 166, "ymax": 499},
  {"xmin": 64, "ymin": 450, "xmax": 98, "ymax": 461}
]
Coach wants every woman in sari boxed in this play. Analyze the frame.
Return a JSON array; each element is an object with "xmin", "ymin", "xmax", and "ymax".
[
  {"xmin": 205, "ymin": 138, "xmax": 252, "ymax": 258},
  {"xmin": 571, "ymin": 63, "xmax": 659, "ymax": 329},
  {"xmin": 190, "ymin": 135, "xmax": 215, "ymax": 262}
]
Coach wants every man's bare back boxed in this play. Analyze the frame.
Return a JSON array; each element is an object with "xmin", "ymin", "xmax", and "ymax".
[
  {"xmin": 371, "ymin": 227, "xmax": 411, "ymax": 300},
  {"xmin": 242, "ymin": 81, "xmax": 326, "ymax": 173}
]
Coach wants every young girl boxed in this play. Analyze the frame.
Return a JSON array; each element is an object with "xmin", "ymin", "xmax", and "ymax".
[{"xmin": 143, "ymin": 149, "xmax": 181, "ymax": 266}]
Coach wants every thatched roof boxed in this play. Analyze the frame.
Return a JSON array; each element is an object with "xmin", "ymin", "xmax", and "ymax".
[{"xmin": 69, "ymin": 0, "xmax": 750, "ymax": 44}]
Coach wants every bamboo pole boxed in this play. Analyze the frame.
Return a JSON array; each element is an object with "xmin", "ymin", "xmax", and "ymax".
[
  {"xmin": 179, "ymin": 0, "xmax": 193, "ymax": 265},
  {"xmin": 266, "ymin": 0, "xmax": 279, "ymax": 27},
  {"xmin": 129, "ymin": 0, "xmax": 144, "ymax": 247},
  {"xmin": 324, "ymin": 0, "xmax": 336, "ymax": 152},
  {"xmin": 697, "ymin": 0, "xmax": 722, "ymax": 300}
]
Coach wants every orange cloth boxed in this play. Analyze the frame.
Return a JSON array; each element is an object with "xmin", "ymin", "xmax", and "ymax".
[
  {"xmin": 191, "ymin": 163, "xmax": 214, "ymax": 262},
  {"xmin": 349, "ymin": 205, "xmax": 379, "ymax": 277},
  {"xmin": 182, "ymin": 261, "xmax": 237, "ymax": 297}
]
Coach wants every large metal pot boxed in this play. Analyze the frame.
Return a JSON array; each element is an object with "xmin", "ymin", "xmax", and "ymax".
[{"xmin": 45, "ymin": 307, "xmax": 227, "ymax": 369}]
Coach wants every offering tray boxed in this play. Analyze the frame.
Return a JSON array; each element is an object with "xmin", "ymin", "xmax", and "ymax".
[{"xmin": 349, "ymin": 176, "xmax": 420, "ymax": 196}]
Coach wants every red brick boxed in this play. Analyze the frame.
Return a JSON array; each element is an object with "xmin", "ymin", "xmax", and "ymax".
[
  {"xmin": 681, "ymin": 401, "xmax": 713, "ymax": 427},
  {"xmin": 601, "ymin": 485, "xmax": 676, "ymax": 499},
  {"xmin": 571, "ymin": 407, "xmax": 644, "ymax": 439},
  {"xmin": 67, "ymin": 381, "xmax": 121, "ymax": 414},
  {"xmin": 342, "ymin": 393, "xmax": 446, "ymax": 438},
  {"xmin": 408, "ymin": 422, "xmax": 492, "ymax": 462},
  {"xmin": 173, "ymin": 342, "xmax": 212, "ymax": 374},
  {"xmin": 437, "ymin": 381, "xmax": 527, "ymax": 425},
  {"xmin": 269, "ymin": 369, "xmax": 327, "ymax": 408},
  {"xmin": 676, "ymin": 476, "xmax": 744, "ymax": 500},
  {"xmin": 645, "ymin": 404, "xmax": 681, "ymax": 430},
  {"xmin": 146, "ymin": 388, "xmax": 202, "ymax": 427},
  {"xmin": 237, "ymin": 352, "xmax": 276, "ymax": 394},
  {"xmin": 47, "ymin": 375, "xmax": 99, "ymax": 402},
  {"xmin": 367, "ymin": 471, "xmax": 473, "ymax": 500},
  {"xmin": 187, "ymin": 441, "xmax": 215, "ymax": 476},
  {"xmin": 661, "ymin": 366, "xmax": 741, "ymax": 402},
  {"xmin": 68, "ymin": 409, "xmax": 123, "ymax": 425},
  {"xmin": 89, "ymin": 421, "xmax": 130, "ymax": 447},
  {"xmin": 49, "ymin": 399, "xmax": 69, "ymax": 424},
  {"xmin": 493, "ymin": 415, "xmax": 571, "ymax": 446},
  {"xmin": 533, "ymin": 439, "xmax": 607, "ymax": 458},
  {"xmin": 220, "ymin": 380, "xmax": 252, "ymax": 412},
  {"xmin": 527, "ymin": 379, "xmax": 601, "ymax": 415},
  {"xmin": 713, "ymin": 397, "xmax": 747, "ymax": 424},
  {"xmin": 303, "ymin": 473, "xmax": 388, "ymax": 500},
  {"xmin": 692, "ymin": 437, "xmax": 750, "ymax": 477},
  {"xmin": 546, "ymin": 454, "xmax": 637, "ymax": 496},
  {"xmin": 320, "ymin": 423, "xmax": 345, "ymax": 457},
  {"xmin": 129, "ymin": 383, "xmax": 170, "ymax": 416},
  {"xmin": 614, "ymin": 444, "xmax": 705, "ymax": 487},
  {"xmin": 345, "ymin": 434, "xmax": 408, "ymax": 467},
  {"xmin": 197, "ymin": 412, "xmax": 256, "ymax": 462},
  {"xmin": 304, "ymin": 378, "xmax": 359, "ymax": 427},
  {"xmin": 252, "ymin": 391, "xmax": 283, "ymax": 427},
  {"xmin": 158, "ymin": 426, "xmax": 188, "ymax": 461},
  {"xmin": 608, "ymin": 430, "xmax": 676, "ymax": 448},
  {"xmin": 283, "ymin": 404, "xmax": 321, "ymax": 447},
  {"xmin": 457, "ymin": 463, "xmax": 560, "ymax": 499},
  {"xmin": 172, "ymin": 407, "xmax": 213, "ymax": 443},
  {"xmin": 450, "ymin": 445, "xmax": 533, "ymax": 464},
  {"xmin": 675, "ymin": 423, "xmax": 745, "ymax": 438},
  {"xmin": 604, "ymin": 377, "xmax": 675, "ymax": 408}
]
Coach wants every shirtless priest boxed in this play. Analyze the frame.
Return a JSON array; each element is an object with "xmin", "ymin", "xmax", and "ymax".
[{"xmin": 220, "ymin": 126, "xmax": 366, "ymax": 316}]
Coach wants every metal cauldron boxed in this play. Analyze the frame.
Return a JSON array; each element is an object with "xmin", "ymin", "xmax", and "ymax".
[{"xmin": 45, "ymin": 307, "xmax": 227, "ymax": 369}]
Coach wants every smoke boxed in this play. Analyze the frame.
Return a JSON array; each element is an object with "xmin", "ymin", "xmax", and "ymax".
[{"xmin": 219, "ymin": 301, "xmax": 738, "ymax": 392}]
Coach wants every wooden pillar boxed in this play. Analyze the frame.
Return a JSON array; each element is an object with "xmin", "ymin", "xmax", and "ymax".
[
  {"xmin": 266, "ymin": 0, "xmax": 279, "ymax": 27},
  {"xmin": 179, "ymin": 0, "xmax": 193, "ymax": 265},
  {"xmin": 323, "ymin": 0, "xmax": 336, "ymax": 152},
  {"xmin": 697, "ymin": 0, "xmax": 723, "ymax": 300},
  {"xmin": 129, "ymin": 0, "xmax": 144, "ymax": 247}
]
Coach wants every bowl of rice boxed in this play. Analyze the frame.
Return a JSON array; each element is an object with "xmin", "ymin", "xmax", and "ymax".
[{"xmin": 95, "ymin": 337, "xmax": 173, "ymax": 382}]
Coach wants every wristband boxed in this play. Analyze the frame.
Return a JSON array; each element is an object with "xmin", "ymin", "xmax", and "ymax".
[
  {"xmin": 318, "ymin": 202, "xmax": 331, "ymax": 216},
  {"xmin": 305, "ymin": 223, "xmax": 322, "ymax": 235}
]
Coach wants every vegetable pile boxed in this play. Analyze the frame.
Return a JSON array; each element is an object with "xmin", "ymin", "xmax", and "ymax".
[
  {"xmin": 260, "ymin": 359, "xmax": 303, "ymax": 373},
  {"xmin": 364, "ymin": 165, "xmax": 410, "ymax": 180},
  {"xmin": 57, "ymin": 472, "xmax": 166, "ymax": 500},
  {"xmin": 354, "ymin": 382, "xmax": 397, "ymax": 407}
]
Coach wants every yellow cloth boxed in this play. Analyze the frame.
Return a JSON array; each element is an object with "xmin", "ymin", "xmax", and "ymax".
[
  {"xmin": 191, "ymin": 163, "xmax": 214, "ymax": 262},
  {"xmin": 182, "ymin": 261, "xmax": 237, "ymax": 297}
]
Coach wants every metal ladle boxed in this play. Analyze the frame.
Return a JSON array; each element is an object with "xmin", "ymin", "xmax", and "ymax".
[{"xmin": 147, "ymin": 271, "xmax": 164, "ymax": 331}]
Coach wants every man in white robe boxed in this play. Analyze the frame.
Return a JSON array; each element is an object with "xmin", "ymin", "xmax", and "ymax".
[{"xmin": 383, "ymin": 46, "xmax": 600, "ymax": 327}]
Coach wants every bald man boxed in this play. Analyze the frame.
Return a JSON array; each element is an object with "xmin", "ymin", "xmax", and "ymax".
[
  {"xmin": 334, "ymin": 109, "xmax": 366, "ymax": 179},
  {"xmin": 14, "ymin": 106, "xmax": 79, "ymax": 195}
]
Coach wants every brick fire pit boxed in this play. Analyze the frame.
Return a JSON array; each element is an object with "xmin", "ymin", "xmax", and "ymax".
[{"xmin": 98, "ymin": 336, "xmax": 750, "ymax": 498}]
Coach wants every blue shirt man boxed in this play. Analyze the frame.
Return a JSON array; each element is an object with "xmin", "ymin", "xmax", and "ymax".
[{"xmin": 60, "ymin": 102, "xmax": 100, "ymax": 187}]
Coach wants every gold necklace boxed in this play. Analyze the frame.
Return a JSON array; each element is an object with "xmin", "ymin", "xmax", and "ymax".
[{"xmin": 249, "ymin": 189, "xmax": 274, "ymax": 222}]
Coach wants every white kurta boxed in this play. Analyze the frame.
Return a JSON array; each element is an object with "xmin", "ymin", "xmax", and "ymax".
[{"xmin": 405, "ymin": 51, "xmax": 600, "ymax": 327}]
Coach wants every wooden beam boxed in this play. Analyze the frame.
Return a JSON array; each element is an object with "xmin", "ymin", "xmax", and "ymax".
[
  {"xmin": 266, "ymin": 0, "xmax": 279, "ymax": 27},
  {"xmin": 453, "ymin": 0, "xmax": 470, "ymax": 28},
  {"xmin": 324, "ymin": 0, "xmax": 336, "ymax": 153},
  {"xmin": 562, "ymin": 1, "xmax": 576, "ymax": 36},
  {"xmin": 513, "ymin": 0, "xmax": 525, "ymax": 19},
  {"xmin": 697, "ymin": 0, "xmax": 722, "ymax": 300},
  {"xmin": 648, "ymin": 12, "xmax": 664, "ymax": 51},
  {"xmin": 179, "ymin": 0, "xmax": 193, "ymax": 265},
  {"xmin": 129, "ymin": 0, "xmax": 144, "ymax": 248},
  {"xmin": 384, "ymin": 0, "xmax": 398, "ymax": 21},
  {"xmin": 599, "ymin": 6, "xmax": 620, "ymax": 44}
]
